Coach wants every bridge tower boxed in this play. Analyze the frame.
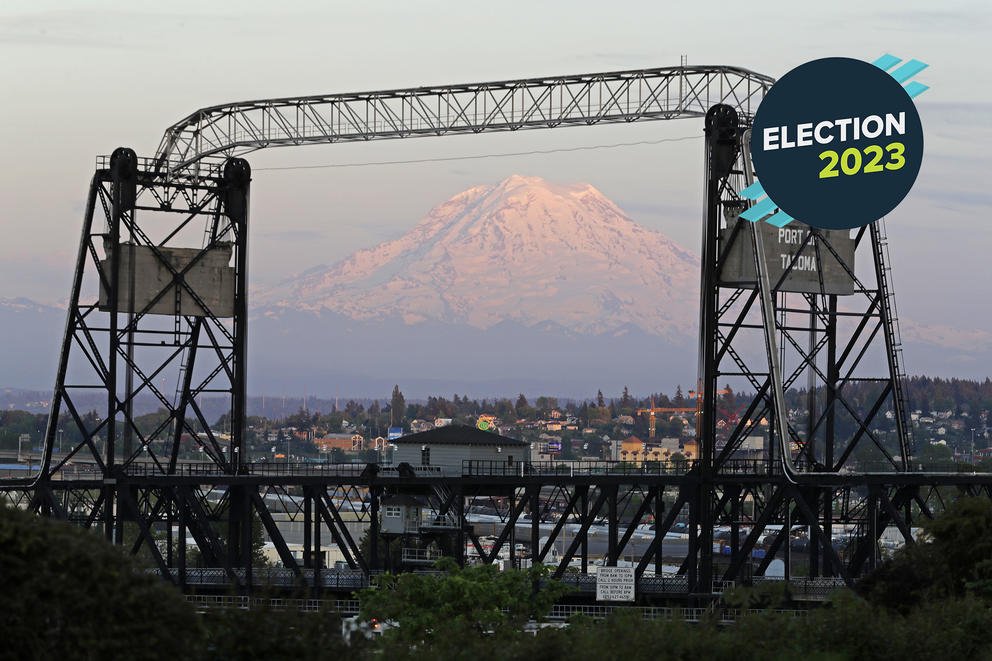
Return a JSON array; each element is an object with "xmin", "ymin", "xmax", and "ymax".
[{"xmin": 0, "ymin": 65, "xmax": 958, "ymax": 600}]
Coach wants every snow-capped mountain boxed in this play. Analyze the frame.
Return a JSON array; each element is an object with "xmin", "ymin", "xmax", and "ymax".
[
  {"xmin": 257, "ymin": 175, "xmax": 700, "ymax": 342},
  {"xmin": 3, "ymin": 178, "xmax": 990, "ymax": 398}
]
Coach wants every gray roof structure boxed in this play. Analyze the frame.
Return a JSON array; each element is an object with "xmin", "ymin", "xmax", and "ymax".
[
  {"xmin": 381, "ymin": 494, "xmax": 425, "ymax": 507},
  {"xmin": 391, "ymin": 424, "xmax": 527, "ymax": 447}
]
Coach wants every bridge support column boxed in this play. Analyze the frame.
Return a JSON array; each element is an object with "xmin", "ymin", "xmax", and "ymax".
[
  {"xmin": 369, "ymin": 485, "xmax": 381, "ymax": 572},
  {"xmin": 607, "ymin": 485, "xmax": 619, "ymax": 566},
  {"xmin": 580, "ymin": 486, "xmax": 589, "ymax": 574}
]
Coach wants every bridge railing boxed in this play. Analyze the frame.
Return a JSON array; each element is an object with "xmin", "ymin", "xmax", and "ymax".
[
  {"xmin": 186, "ymin": 594, "xmax": 361, "ymax": 614},
  {"xmin": 400, "ymin": 548, "xmax": 442, "ymax": 563},
  {"xmin": 165, "ymin": 566, "xmax": 845, "ymax": 605},
  {"xmin": 184, "ymin": 594, "xmax": 806, "ymax": 622},
  {"xmin": 121, "ymin": 461, "xmax": 375, "ymax": 478},
  {"xmin": 462, "ymin": 458, "xmax": 775, "ymax": 477},
  {"xmin": 25, "ymin": 454, "xmax": 984, "ymax": 481},
  {"xmin": 164, "ymin": 567, "xmax": 371, "ymax": 589},
  {"xmin": 24, "ymin": 457, "xmax": 776, "ymax": 480},
  {"xmin": 752, "ymin": 576, "xmax": 847, "ymax": 601},
  {"xmin": 555, "ymin": 572, "xmax": 694, "ymax": 594},
  {"xmin": 462, "ymin": 459, "xmax": 697, "ymax": 477}
]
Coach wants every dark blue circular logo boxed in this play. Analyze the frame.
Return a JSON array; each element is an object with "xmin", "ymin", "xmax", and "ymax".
[{"xmin": 751, "ymin": 57, "xmax": 923, "ymax": 230}]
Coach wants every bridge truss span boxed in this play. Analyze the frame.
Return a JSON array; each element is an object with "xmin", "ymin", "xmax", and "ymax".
[
  {"xmin": 3, "ymin": 61, "xmax": 983, "ymax": 604},
  {"xmin": 155, "ymin": 65, "xmax": 774, "ymax": 171}
]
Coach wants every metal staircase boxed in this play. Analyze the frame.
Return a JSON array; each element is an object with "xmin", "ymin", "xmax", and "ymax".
[{"xmin": 871, "ymin": 218, "xmax": 914, "ymax": 466}]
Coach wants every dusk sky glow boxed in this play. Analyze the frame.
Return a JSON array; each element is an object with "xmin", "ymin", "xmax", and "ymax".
[{"xmin": 1, "ymin": 0, "xmax": 989, "ymax": 347}]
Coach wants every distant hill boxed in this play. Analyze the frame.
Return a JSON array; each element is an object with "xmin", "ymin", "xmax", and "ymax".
[{"xmin": 0, "ymin": 297, "xmax": 64, "ymax": 392}]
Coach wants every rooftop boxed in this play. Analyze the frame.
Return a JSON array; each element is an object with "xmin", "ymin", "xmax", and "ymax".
[
  {"xmin": 391, "ymin": 424, "xmax": 527, "ymax": 447},
  {"xmin": 381, "ymin": 494, "xmax": 426, "ymax": 507}
]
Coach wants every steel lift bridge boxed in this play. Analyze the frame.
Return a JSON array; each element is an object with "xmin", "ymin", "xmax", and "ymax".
[{"xmin": 2, "ymin": 64, "xmax": 983, "ymax": 602}]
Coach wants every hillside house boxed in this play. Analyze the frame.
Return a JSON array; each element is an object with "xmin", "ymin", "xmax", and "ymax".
[
  {"xmin": 391, "ymin": 424, "xmax": 528, "ymax": 476},
  {"xmin": 313, "ymin": 434, "xmax": 355, "ymax": 452},
  {"xmin": 410, "ymin": 419, "xmax": 434, "ymax": 433}
]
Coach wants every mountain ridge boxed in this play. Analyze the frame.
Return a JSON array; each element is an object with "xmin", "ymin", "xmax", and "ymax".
[
  {"xmin": 256, "ymin": 174, "xmax": 700, "ymax": 340},
  {"xmin": 1, "ymin": 176, "xmax": 990, "ymax": 397}
]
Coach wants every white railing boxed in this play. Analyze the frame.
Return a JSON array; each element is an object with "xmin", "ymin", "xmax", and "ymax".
[{"xmin": 400, "ymin": 547, "xmax": 442, "ymax": 563}]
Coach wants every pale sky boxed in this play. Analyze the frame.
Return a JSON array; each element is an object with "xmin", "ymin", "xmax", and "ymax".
[{"xmin": 0, "ymin": 0, "xmax": 990, "ymax": 340}]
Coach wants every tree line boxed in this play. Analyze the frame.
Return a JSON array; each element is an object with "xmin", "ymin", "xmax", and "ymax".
[{"xmin": 3, "ymin": 375, "xmax": 990, "ymax": 455}]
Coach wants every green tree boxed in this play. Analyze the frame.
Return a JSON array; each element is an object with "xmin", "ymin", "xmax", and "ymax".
[
  {"xmin": 0, "ymin": 410, "xmax": 48, "ymax": 451},
  {"xmin": 183, "ymin": 503, "xmax": 270, "ymax": 569},
  {"xmin": 720, "ymin": 383, "xmax": 737, "ymax": 412},
  {"xmin": 516, "ymin": 404, "xmax": 537, "ymax": 421},
  {"xmin": 859, "ymin": 496, "xmax": 992, "ymax": 612},
  {"xmin": 0, "ymin": 504, "xmax": 202, "ymax": 660},
  {"xmin": 515, "ymin": 393, "xmax": 529, "ymax": 417},
  {"xmin": 390, "ymin": 385, "xmax": 406, "ymax": 428},
  {"xmin": 495, "ymin": 398, "xmax": 515, "ymax": 420},
  {"xmin": 535, "ymin": 396, "xmax": 558, "ymax": 413},
  {"xmin": 917, "ymin": 441, "xmax": 953, "ymax": 467},
  {"xmin": 357, "ymin": 527, "xmax": 402, "ymax": 572},
  {"xmin": 202, "ymin": 604, "xmax": 353, "ymax": 661},
  {"xmin": 358, "ymin": 558, "xmax": 569, "ymax": 655}
]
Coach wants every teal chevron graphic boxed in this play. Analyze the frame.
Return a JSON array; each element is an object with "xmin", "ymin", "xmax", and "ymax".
[
  {"xmin": 872, "ymin": 54, "xmax": 930, "ymax": 98},
  {"xmin": 739, "ymin": 181, "xmax": 795, "ymax": 228},
  {"xmin": 871, "ymin": 54, "xmax": 901, "ymax": 70}
]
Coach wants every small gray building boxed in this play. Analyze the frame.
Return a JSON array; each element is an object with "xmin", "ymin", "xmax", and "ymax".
[
  {"xmin": 380, "ymin": 494, "xmax": 425, "ymax": 535},
  {"xmin": 391, "ymin": 425, "xmax": 528, "ymax": 476}
]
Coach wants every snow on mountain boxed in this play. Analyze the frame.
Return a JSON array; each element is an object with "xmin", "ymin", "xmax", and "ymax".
[
  {"xmin": 257, "ymin": 175, "xmax": 700, "ymax": 341},
  {"xmin": 900, "ymin": 320, "xmax": 992, "ymax": 353},
  {"xmin": 0, "ymin": 297, "xmax": 63, "ymax": 314},
  {"xmin": 6, "ymin": 177, "xmax": 987, "ymax": 396}
]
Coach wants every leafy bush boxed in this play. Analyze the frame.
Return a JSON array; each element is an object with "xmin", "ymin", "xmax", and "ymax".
[{"xmin": 0, "ymin": 504, "xmax": 203, "ymax": 661}]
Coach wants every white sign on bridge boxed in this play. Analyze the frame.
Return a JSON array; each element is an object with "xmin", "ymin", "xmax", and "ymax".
[{"xmin": 596, "ymin": 566, "xmax": 635, "ymax": 602}]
